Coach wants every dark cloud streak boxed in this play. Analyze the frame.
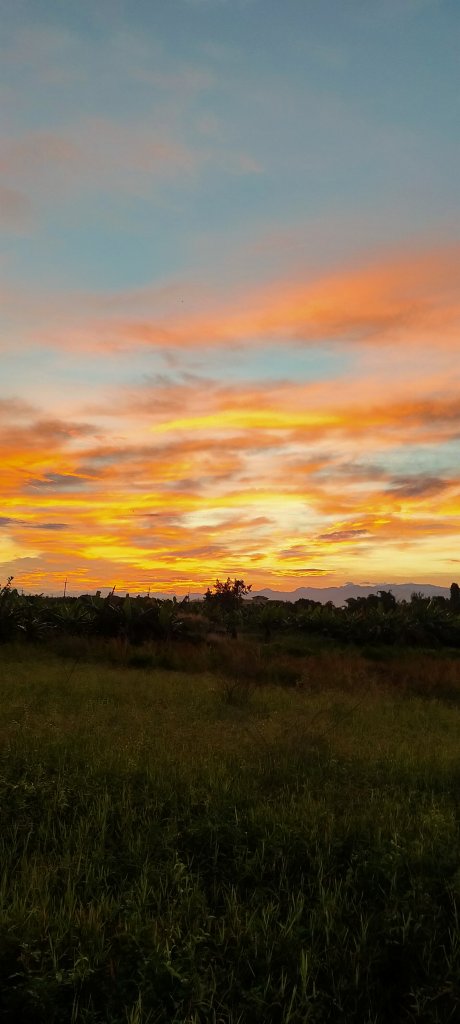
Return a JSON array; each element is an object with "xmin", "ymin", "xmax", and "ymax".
[{"xmin": 0, "ymin": 516, "xmax": 68, "ymax": 530}]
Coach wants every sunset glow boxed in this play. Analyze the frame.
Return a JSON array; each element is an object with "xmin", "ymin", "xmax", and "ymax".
[{"xmin": 2, "ymin": 1, "xmax": 459, "ymax": 595}]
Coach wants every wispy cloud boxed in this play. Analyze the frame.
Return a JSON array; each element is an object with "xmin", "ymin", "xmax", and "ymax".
[
  {"xmin": 4, "ymin": 243, "xmax": 458, "ymax": 356},
  {"xmin": 0, "ymin": 184, "xmax": 34, "ymax": 231},
  {"xmin": 0, "ymin": 517, "xmax": 67, "ymax": 530},
  {"xmin": 386, "ymin": 475, "xmax": 450, "ymax": 498}
]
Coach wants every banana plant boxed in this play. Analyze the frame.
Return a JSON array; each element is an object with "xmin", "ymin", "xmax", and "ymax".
[
  {"xmin": 0, "ymin": 577, "xmax": 24, "ymax": 642},
  {"xmin": 52, "ymin": 600, "xmax": 95, "ymax": 637}
]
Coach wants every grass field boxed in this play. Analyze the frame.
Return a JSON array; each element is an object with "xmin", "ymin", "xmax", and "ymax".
[{"xmin": 1, "ymin": 642, "xmax": 460, "ymax": 1022}]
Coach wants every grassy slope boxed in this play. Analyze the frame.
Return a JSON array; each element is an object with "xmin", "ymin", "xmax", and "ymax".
[{"xmin": 0, "ymin": 646, "xmax": 459, "ymax": 1023}]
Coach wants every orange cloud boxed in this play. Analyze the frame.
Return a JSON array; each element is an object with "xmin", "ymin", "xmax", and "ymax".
[
  {"xmin": 2, "ymin": 286, "xmax": 460, "ymax": 593},
  {"xmin": 95, "ymin": 243, "xmax": 460, "ymax": 350},
  {"xmin": 3, "ymin": 242, "xmax": 459, "ymax": 357}
]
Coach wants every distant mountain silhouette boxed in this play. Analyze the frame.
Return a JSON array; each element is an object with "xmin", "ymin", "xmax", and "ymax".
[
  {"xmin": 73, "ymin": 582, "xmax": 452, "ymax": 604},
  {"xmin": 248, "ymin": 583, "xmax": 450, "ymax": 606}
]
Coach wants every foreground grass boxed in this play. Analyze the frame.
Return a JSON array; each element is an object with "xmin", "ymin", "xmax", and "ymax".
[{"xmin": 0, "ymin": 646, "xmax": 460, "ymax": 1022}]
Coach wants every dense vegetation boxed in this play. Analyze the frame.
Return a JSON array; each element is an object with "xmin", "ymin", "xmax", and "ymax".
[
  {"xmin": 2, "ymin": 576, "xmax": 460, "ymax": 650},
  {"xmin": 2, "ymin": 578, "xmax": 460, "ymax": 1021}
]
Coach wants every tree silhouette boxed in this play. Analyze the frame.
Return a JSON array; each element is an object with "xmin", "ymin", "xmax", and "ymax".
[{"xmin": 204, "ymin": 578, "xmax": 251, "ymax": 638}]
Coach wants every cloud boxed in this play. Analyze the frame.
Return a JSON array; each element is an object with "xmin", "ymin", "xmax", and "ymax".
[
  {"xmin": 6, "ymin": 242, "xmax": 458, "ymax": 356},
  {"xmin": 318, "ymin": 529, "xmax": 370, "ymax": 543},
  {"xmin": 387, "ymin": 475, "xmax": 449, "ymax": 498},
  {"xmin": 27, "ymin": 473, "xmax": 93, "ymax": 491},
  {"xmin": 0, "ymin": 132, "xmax": 81, "ymax": 177},
  {"xmin": 0, "ymin": 185, "xmax": 34, "ymax": 231},
  {"xmin": 0, "ymin": 517, "xmax": 68, "ymax": 530},
  {"xmin": 2, "ymin": 253, "xmax": 460, "ymax": 593},
  {"xmin": 261, "ymin": 567, "xmax": 330, "ymax": 578},
  {"xmin": 0, "ymin": 397, "xmax": 37, "ymax": 419},
  {"xmin": 0, "ymin": 106, "xmax": 261, "ymax": 224},
  {"xmin": 0, "ymin": 414, "xmax": 98, "ymax": 447},
  {"xmin": 0, "ymin": 123, "xmax": 198, "ymax": 210}
]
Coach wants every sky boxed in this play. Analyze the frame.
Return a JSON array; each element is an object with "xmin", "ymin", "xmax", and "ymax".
[{"xmin": 1, "ymin": 0, "xmax": 460, "ymax": 595}]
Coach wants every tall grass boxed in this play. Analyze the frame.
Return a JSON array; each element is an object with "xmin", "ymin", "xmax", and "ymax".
[{"xmin": 0, "ymin": 645, "xmax": 459, "ymax": 1021}]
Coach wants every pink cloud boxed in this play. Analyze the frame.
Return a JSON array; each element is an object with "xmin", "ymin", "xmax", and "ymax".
[{"xmin": 0, "ymin": 184, "xmax": 34, "ymax": 230}]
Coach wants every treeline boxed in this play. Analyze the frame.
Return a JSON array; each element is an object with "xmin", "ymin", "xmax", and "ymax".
[{"xmin": 2, "ymin": 576, "xmax": 460, "ymax": 649}]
